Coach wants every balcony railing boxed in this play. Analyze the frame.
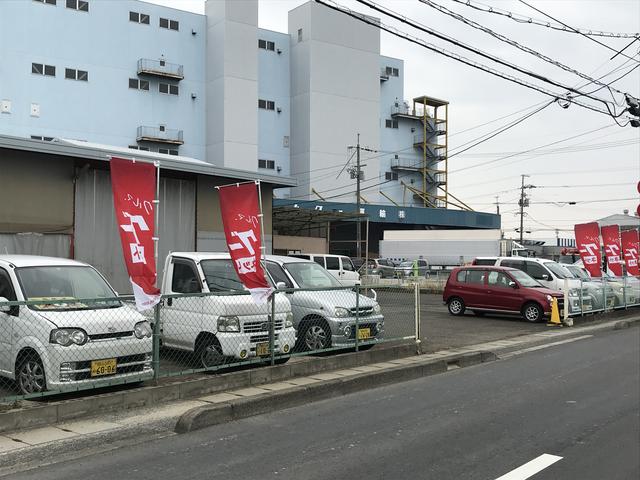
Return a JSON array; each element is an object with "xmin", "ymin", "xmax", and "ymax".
[
  {"xmin": 137, "ymin": 126, "xmax": 184, "ymax": 145},
  {"xmin": 137, "ymin": 58, "xmax": 184, "ymax": 80}
]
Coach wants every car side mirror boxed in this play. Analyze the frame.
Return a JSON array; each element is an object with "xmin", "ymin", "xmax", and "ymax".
[
  {"xmin": 541, "ymin": 274, "xmax": 550, "ymax": 280},
  {"xmin": 276, "ymin": 282, "xmax": 287, "ymax": 290},
  {"xmin": 508, "ymin": 281, "xmax": 518, "ymax": 289},
  {"xmin": 0, "ymin": 296, "xmax": 10, "ymax": 313}
]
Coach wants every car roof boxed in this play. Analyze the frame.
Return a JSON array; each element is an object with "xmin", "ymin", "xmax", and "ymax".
[
  {"xmin": 292, "ymin": 253, "xmax": 348, "ymax": 258},
  {"xmin": 171, "ymin": 252, "xmax": 231, "ymax": 261},
  {"xmin": 496, "ymin": 256, "xmax": 554, "ymax": 264},
  {"xmin": 265, "ymin": 255, "xmax": 313, "ymax": 265},
  {"xmin": 0, "ymin": 255, "xmax": 90, "ymax": 268},
  {"xmin": 456, "ymin": 265, "xmax": 518, "ymax": 272}
]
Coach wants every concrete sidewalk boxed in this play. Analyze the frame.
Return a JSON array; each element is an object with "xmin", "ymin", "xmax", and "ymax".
[{"xmin": 0, "ymin": 315, "xmax": 637, "ymax": 477}]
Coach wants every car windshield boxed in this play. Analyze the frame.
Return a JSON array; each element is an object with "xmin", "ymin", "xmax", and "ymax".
[
  {"xmin": 399, "ymin": 261, "xmax": 413, "ymax": 267},
  {"xmin": 545, "ymin": 262, "xmax": 570, "ymax": 279},
  {"xmin": 566, "ymin": 265, "xmax": 589, "ymax": 280},
  {"xmin": 16, "ymin": 266, "xmax": 120, "ymax": 310},
  {"xmin": 200, "ymin": 259, "xmax": 245, "ymax": 292},
  {"xmin": 509, "ymin": 269, "xmax": 543, "ymax": 288},
  {"xmin": 283, "ymin": 262, "xmax": 341, "ymax": 288}
]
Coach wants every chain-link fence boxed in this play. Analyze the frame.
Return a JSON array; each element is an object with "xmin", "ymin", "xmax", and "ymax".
[
  {"xmin": 570, "ymin": 275, "xmax": 640, "ymax": 315},
  {"xmin": 0, "ymin": 285, "xmax": 419, "ymax": 402}
]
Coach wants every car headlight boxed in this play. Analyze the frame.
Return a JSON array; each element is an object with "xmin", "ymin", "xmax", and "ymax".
[
  {"xmin": 285, "ymin": 312, "xmax": 294, "ymax": 328},
  {"xmin": 546, "ymin": 294, "xmax": 553, "ymax": 303},
  {"xmin": 334, "ymin": 307, "xmax": 350, "ymax": 318},
  {"xmin": 373, "ymin": 303, "xmax": 381, "ymax": 314},
  {"xmin": 568, "ymin": 288, "xmax": 580, "ymax": 297},
  {"xmin": 134, "ymin": 321, "xmax": 153, "ymax": 339},
  {"xmin": 50, "ymin": 328, "xmax": 88, "ymax": 346},
  {"xmin": 217, "ymin": 315, "xmax": 240, "ymax": 332}
]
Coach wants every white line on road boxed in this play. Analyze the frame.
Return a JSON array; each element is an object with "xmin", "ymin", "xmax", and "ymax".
[
  {"xmin": 494, "ymin": 454, "xmax": 563, "ymax": 480},
  {"xmin": 500, "ymin": 335, "xmax": 593, "ymax": 359}
]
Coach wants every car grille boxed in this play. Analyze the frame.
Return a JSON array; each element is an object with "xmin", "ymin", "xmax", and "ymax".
[
  {"xmin": 348, "ymin": 306, "xmax": 374, "ymax": 317},
  {"xmin": 249, "ymin": 333, "xmax": 280, "ymax": 343},
  {"xmin": 69, "ymin": 354, "xmax": 148, "ymax": 380},
  {"xmin": 243, "ymin": 317, "xmax": 284, "ymax": 333},
  {"xmin": 89, "ymin": 331, "xmax": 133, "ymax": 341}
]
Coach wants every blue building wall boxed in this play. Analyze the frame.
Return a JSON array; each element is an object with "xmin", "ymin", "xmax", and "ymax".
[
  {"xmin": 0, "ymin": 0, "xmax": 206, "ymax": 159},
  {"xmin": 257, "ymin": 28, "xmax": 291, "ymax": 188}
]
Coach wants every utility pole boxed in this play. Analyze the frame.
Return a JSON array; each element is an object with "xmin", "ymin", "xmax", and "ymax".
[
  {"xmin": 356, "ymin": 133, "xmax": 361, "ymax": 260},
  {"xmin": 518, "ymin": 175, "xmax": 536, "ymax": 244},
  {"xmin": 494, "ymin": 195, "xmax": 500, "ymax": 215}
]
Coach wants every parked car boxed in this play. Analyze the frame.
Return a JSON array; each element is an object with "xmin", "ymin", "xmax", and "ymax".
[
  {"xmin": 158, "ymin": 252, "xmax": 296, "ymax": 367},
  {"xmin": 0, "ymin": 255, "xmax": 153, "ymax": 395},
  {"xmin": 288, "ymin": 254, "xmax": 360, "ymax": 286},
  {"xmin": 264, "ymin": 255, "xmax": 384, "ymax": 351},
  {"xmin": 443, "ymin": 265, "xmax": 564, "ymax": 322},
  {"xmin": 360, "ymin": 258, "xmax": 398, "ymax": 278},
  {"xmin": 395, "ymin": 259, "xmax": 429, "ymax": 277},
  {"xmin": 472, "ymin": 257, "xmax": 592, "ymax": 314},
  {"xmin": 561, "ymin": 263, "xmax": 623, "ymax": 309},
  {"xmin": 569, "ymin": 261, "xmax": 638, "ymax": 306}
]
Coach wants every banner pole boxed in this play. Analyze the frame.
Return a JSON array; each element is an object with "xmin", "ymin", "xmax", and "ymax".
[
  {"xmin": 255, "ymin": 180, "xmax": 275, "ymax": 365},
  {"xmin": 154, "ymin": 161, "xmax": 161, "ymax": 286}
]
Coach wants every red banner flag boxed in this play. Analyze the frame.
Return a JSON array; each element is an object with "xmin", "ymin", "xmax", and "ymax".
[
  {"xmin": 110, "ymin": 157, "xmax": 161, "ymax": 311},
  {"xmin": 601, "ymin": 225, "xmax": 623, "ymax": 277},
  {"xmin": 574, "ymin": 222, "xmax": 602, "ymax": 277},
  {"xmin": 218, "ymin": 182, "xmax": 272, "ymax": 303},
  {"xmin": 621, "ymin": 229, "xmax": 640, "ymax": 276}
]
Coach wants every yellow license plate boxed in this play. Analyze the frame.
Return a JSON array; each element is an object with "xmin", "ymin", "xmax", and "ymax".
[
  {"xmin": 358, "ymin": 328, "xmax": 371, "ymax": 340},
  {"xmin": 256, "ymin": 342, "xmax": 270, "ymax": 356},
  {"xmin": 90, "ymin": 358, "xmax": 116, "ymax": 377}
]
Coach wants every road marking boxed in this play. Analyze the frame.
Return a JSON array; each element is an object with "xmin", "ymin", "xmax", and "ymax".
[
  {"xmin": 495, "ymin": 454, "xmax": 563, "ymax": 480},
  {"xmin": 500, "ymin": 335, "xmax": 593, "ymax": 359}
]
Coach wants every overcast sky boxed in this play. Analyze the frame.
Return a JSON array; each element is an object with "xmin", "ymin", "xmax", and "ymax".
[{"xmin": 148, "ymin": 0, "xmax": 639, "ymax": 240}]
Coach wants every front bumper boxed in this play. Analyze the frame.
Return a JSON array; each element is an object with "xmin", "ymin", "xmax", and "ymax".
[
  {"xmin": 217, "ymin": 327, "xmax": 297, "ymax": 359},
  {"xmin": 328, "ymin": 314, "xmax": 385, "ymax": 347}
]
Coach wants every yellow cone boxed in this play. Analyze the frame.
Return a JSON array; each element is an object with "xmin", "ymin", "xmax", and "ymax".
[{"xmin": 547, "ymin": 297, "xmax": 562, "ymax": 327}]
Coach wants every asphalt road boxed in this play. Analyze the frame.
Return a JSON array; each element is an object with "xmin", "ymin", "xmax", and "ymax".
[{"xmin": 10, "ymin": 327, "xmax": 639, "ymax": 480}]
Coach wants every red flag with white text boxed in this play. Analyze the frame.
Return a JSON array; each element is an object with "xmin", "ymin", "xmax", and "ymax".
[
  {"xmin": 110, "ymin": 157, "xmax": 161, "ymax": 311},
  {"xmin": 574, "ymin": 222, "xmax": 602, "ymax": 278},
  {"xmin": 218, "ymin": 182, "xmax": 272, "ymax": 303},
  {"xmin": 601, "ymin": 225, "xmax": 623, "ymax": 277},
  {"xmin": 621, "ymin": 229, "xmax": 640, "ymax": 276}
]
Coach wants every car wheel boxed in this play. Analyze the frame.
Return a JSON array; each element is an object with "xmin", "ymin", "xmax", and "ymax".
[
  {"xmin": 448, "ymin": 297, "xmax": 465, "ymax": 316},
  {"xmin": 197, "ymin": 336, "xmax": 226, "ymax": 368},
  {"xmin": 472, "ymin": 310, "xmax": 485, "ymax": 317},
  {"xmin": 297, "ymin": 320, "xmax": 331, "ymax": 352},
  {"xmin": 522, "ymin": 302, "xmax": 543, "ymax": 323},
  {"xmin": 16, "ymin": 353, "xmax": 46, "ymax": 395}
]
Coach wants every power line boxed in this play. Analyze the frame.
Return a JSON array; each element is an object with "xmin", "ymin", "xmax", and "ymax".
[
  {"xmin": 354, "ymin": 0, "xmax": 619, "ymax": 110},
  {"xmin": 419, "ymin": 0, "xmax": 633, "ymax": 100},
  {"xmin": 314, "ymin": 0, "xmax": 624, "ymax": 120},
  {"xmin": 450, "ymin": 0, "xmax": 640, "ymax": 40},
  {"xmin": 518, "ymin": 0, "xmax": 640, "ymax": 64}
]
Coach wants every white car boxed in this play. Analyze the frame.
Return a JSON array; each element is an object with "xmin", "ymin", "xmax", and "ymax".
[
  {"xmin": 0, "ymin": 255, "xmax": 153, "ymax": 395},
  {"xmin": 264, "ymin": 255, "xmax": 384, "ymax": 351},
  {"xmin": 288, "ymin": 254, "xmax": 361, "ymax": 286}
]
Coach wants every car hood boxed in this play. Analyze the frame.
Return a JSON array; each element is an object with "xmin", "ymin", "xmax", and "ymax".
[
  {"xmin": 34, "ymin": 304, "xmax": 146, "ymax": 334},
  {"xmin": 204, "ymin": 292, "xmax": 291, "ymax": 316},
  {"xmin": 290, "ymin": 289, "xmax": 377, "ymax": 310}
]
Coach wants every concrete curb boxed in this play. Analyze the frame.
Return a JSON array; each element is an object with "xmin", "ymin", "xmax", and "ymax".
[{"xmin": 175, "ymin": 351, "xmax": 497, "ymax": 434}]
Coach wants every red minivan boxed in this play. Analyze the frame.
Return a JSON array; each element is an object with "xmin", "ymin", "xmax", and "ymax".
[{"xmin": 443, "ymin": 266, "xmax": 564, "ymax": 322}]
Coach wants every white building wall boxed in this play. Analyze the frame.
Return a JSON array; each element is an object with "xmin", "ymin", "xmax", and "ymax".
[
  {"xmin": 288, "ymin": 2, "xmax": 380, "ymax": 202},
  {"xmin": 205, "ymin": 0, "xmax": 258, "ymax": 170}
]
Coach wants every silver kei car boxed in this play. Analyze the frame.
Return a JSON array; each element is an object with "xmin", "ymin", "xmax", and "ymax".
[{"xmin": 264, "ymin": 256, "xmax": 384, "ymax": 352}]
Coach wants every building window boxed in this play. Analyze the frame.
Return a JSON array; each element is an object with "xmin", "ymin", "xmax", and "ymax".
[
  {"xmin": 66, "ymin": 0, "xmax": 88, "ymax": 12},
  {"xmin": 32, "ymin": 63, "xmax": 56, "ymax": 77},
  {"xmin": 160, "ymin": 17, "xmax": 179, "ymax": 31},
  {"xmin": 297, "ymin": 28, "xmax": 302, "ymax": 42},
  {"xmin": 129, "ymin": 78, "xmax": 149, "ymax": 90},
  {"xmin": 129, "ymin": 145, "xmax": 150, "ymax": 151},
  {"xmin": 258, "ymin": 39, "xmax": 275, "ymax": 51},
  {"xmin": 129, "ymin": 11, "xmax": 150, "ymax": 24},
  {"xmin": 385, "ymin": 66, "xmax": 399, "ymax": 77},
  {"xmin": 30, "ymin": 135, "xmax": 54, "ymax": 141},
  {"xmin": 258, "ymin": 99, "xmax": 275, "ymax": 110},
  {"xmin": 258, "ymin": 159, "xmax": 275, "ymax": 170},
  {"xmin": 158, "ymin": 148, "xmax": 179, "ymax": 155},
  {"xmin": 159, "ymin": 83, "xmax": 179, "ymax": 95},
  {"xmin": 385, "ymin": 119, "xmax": 398, "ymax": 129},
  {"xmin": 34, "ymin": 0, "xmax": 57, "ymax": 5},
  {"xmin": 65, "ymin": 68, "xmax": 88, "ymax": 81},
  {"xmin": 385, "ymin": 172, "xmax": 399, "ymax": 181}
]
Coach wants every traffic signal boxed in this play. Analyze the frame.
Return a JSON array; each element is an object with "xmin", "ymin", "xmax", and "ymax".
[{"xmin": 626, "ymin": 95, "xmax": 640, "ymax": 127}]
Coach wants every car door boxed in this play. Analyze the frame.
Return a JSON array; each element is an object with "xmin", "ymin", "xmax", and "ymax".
[
  {"xmin": 462, "ymin": 269, "xmax": 489, "ymax": 308},
  {"xmin": 486, "ymin": 270, "xmax": 521, "ymax": 312},
  {"xmin": 323, "ymin": 256, "xmax": 342, "ymax": 283},
  {"xmin": 339, "ymin": 256, "xmax": 360, "ymax": 285},
  {"xmin": 524, "ymin": 261, "xmax": 555, "ymax": 290},
  {"xmin": 162, "ymin": 258, "xmax": 204, "ymax": 349},
  {"xmin": 0, "ymin": 267, "xmax": 17, "ymax": 376}
]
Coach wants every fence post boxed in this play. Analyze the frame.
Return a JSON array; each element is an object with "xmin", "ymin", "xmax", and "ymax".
[
  {"xmin": 623, "ymin": 276, "xmax": 628, "ymax": 309},
  {"xmin": 415, "ymin": 281, "xmax": 421, "ymax": 351},
  {"xmin": 355, "ymin": 284, "xmax": 360, "ymax": 352},
  {"xmin": 153, "ymin": 301, "xmax": 161, "ymax": 383},
  {"xmin": 270, "ymin": 293, "xmax": 276, "ymax": 366},
  {"xmin": 602, "ymin": 275, "xmax": 606, "ymax": 312},
  {"xmin": 579, "ymin": 279, "xmax": 584, "ymax": 317}
]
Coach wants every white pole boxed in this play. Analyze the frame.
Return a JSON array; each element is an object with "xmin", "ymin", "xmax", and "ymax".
[{"xmin": 153, "ymin": 161, "xmax": 161, "ymax": 287}]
